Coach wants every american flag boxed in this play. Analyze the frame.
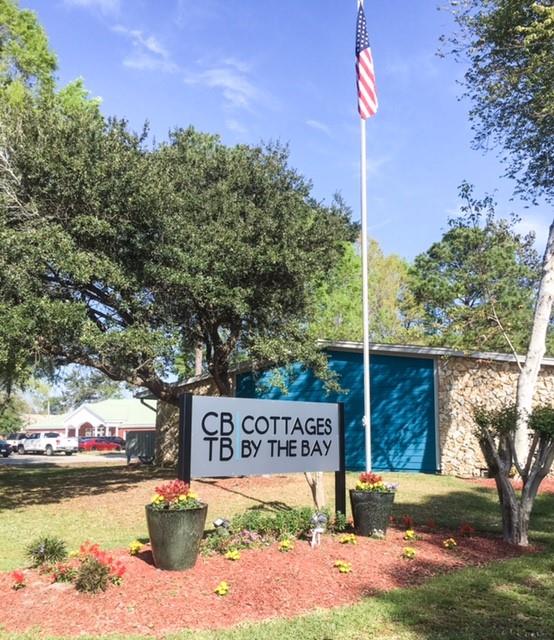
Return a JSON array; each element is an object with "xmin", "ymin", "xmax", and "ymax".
[{"xmin": 356, "ymin": 3, "xmax": 378, "ymax": 119}]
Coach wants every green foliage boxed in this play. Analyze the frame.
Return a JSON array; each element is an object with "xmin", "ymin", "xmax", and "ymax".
[
  {"xmin": 74, "ymin": 555, "xmax": 110, "ymax": 593},
  {"xmin": 0, "ymin": 0, "xmax": 57, "ymax": 102},
  {"xmin": 312, "ymin": 240, "xmax": 425, "ymax": 344},
  {"xmin": 25, "ymin": 535, "xmax": 67, "ymax": 567},
  {"xmin": 409, "ymin": 183, "xmax": 541, "ymax": 353},
  {"xmin": 528, "ymin": 405, "xmax": 554, "ymax": 438},
  {"xmin": 0, "ymin": 95, "xmax": 352, "ymax": 399},
  {"xmin": 0, "ymin": 393, "xmax": 28, "ymax": 434},
  {"xmin": 447, "ymin": 0, "xmax": 554, "ymax": 202},
  {"xmin": 473, "ymin": 404, "xmax": 518, "ymax": 438},
  {"xmin": 231, "ymin": 506, "xmax": 317, "ymax": 539}
]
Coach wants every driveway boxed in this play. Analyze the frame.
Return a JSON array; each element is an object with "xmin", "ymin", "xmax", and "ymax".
[{"xmin": 0, "ymin": 452, "xmax": 128, "ymax": 466}]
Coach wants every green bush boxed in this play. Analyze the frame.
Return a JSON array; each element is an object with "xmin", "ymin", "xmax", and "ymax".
[
  {"xmin": 75, "ymin": 556, "xmax": 110, "ymax": 593},
  {"xmin": 26, "ymin": 536, "xmax": 67, "ymax": 567},
  {"xmin": 231, "ymin": 506, "xmax": 315, "ymax": 539}
]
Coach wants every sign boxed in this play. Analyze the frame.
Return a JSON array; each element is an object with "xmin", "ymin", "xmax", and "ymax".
[{"xmin": 184, "ymin": 395, "xmax": 341, "ymax": 477}]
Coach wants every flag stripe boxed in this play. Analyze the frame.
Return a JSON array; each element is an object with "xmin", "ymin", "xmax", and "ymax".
[{"xmin": 355, "ymin": 4, "xmax": 378, "ymax": 119}]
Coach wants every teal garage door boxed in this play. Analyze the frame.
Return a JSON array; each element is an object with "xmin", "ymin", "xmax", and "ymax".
[{"xmin": 370, "ymin": 354, "xmax": 436, "ymax": 472}]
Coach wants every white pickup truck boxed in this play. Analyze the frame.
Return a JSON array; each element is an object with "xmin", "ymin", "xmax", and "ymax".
[{"xmin": 18, "ymin": 432, "xmax": 79, "ymax": 456}]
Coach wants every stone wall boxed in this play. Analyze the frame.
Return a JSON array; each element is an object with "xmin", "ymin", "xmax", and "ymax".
[
  {"xmin": 438, "ymin": 357, "xmax": 554, "ymax": 476},
  {"xmin": 154, "ymin": 377, "xmax": 228, "ymax": 468}
]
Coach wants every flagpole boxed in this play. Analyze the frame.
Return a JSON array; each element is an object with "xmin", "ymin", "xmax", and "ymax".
[
  {"xmin": 360, "ymin": 114, "xmax": 372, "ymax": 472},
  {"xmin": 358, "ymin": 0, "xmax": 372, "ymax": 472}
]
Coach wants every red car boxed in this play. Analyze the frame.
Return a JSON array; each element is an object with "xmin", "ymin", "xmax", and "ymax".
[{"xmin": 78, "ymin": 437, "xmax": 122, "ymax": 452}]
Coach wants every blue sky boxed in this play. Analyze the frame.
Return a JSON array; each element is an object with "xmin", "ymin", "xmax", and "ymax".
[{"xmin": 23, "ymin": 0, "xmax": 551, "ymax": 260}]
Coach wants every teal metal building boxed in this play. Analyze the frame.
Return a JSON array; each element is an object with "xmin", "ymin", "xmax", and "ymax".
[{"xmin": 236, "ymin": 342, "xmax": 439, "ymax": 473}]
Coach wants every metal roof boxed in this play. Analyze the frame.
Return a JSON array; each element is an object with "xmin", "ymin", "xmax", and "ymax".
[{"xmin": 319, "ymin": 340, "xmax": 554, "ymax": 367}]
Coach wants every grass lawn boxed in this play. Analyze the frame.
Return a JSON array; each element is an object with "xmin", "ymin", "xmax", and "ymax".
[{"xmin": 1, "ymin": 461, "xmax": 553, "ymax": 639}]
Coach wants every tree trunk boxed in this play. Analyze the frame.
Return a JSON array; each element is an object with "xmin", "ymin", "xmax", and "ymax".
[
  {"xmin": 194, "ymin": 344, "xmax": 203, "ymax": 376},
  {"xmin": 515, "ymin": 220, "xmax": 554, "ymax": 463},
  {"xmin": 304, "ymin": 471, "xmax": 326, "ymax": 510}
]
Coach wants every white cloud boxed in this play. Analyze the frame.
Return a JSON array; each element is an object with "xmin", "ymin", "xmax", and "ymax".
[
  {"xmin": 112, "ymin": 26, "xmax": 178, "ymax": 74},
  {"xmin": 306, "ymin": 119, "xmax": 332, "ymax": 136},
  {"xmin": 64, "ymin": 0, "xmax": 120, "ymax": 15},
  {"xmin": 183, "ymin": 61, "xmax": 265, "ymax": 110},
  {"xmin": 225, "ymin": 118, "xmax": 248, "ymax": 135}
]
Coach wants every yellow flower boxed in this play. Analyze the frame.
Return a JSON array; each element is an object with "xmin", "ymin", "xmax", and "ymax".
[
  {"xmin": 151, "ymin": 494, "xmax": 164, "ymax": 505},
  {"xmin": 403, "ymin": 529, "xmax": 417, "ymax": 541},
  {"xmin": 129, "ymin": 540, "xmax": 144, "ymax": 556},
  {"xmin": 402, "ymin": 546, "xmax": 416, "ymax": 559},
  {"xmin": 338, "ymin": 533, "xmax": 357, "ymax": 545},
  {"xmin": 334, "ymin": 560, "xmax": 352, "ymax": 573},
  {"xmin": 443, "ymin": 537, "xmax": 457, "ymax": 549},
  {"xmin": 214, "ymin": 580, "xmax": 230, "ymax": 596},
  {"xmin": 278, "ymin": 539, "xmax": 294, "ymax": 552},
  {"xmin": 188, "ymin": 491, "xmax": 198, "ymax": 500},
  {"xmin": 224, "ymin": 549, "xmax": 241, "ymax": 561}
]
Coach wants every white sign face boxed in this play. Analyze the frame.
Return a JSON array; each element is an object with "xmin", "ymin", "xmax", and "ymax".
[{"xmin": 189, "ymin": 396, "xmax": 341, "ymax": 477}]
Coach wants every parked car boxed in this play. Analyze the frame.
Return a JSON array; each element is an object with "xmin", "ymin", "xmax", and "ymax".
[
  {"xmin": 0, "ymin": 439, "xmax": 12, "ymax": 457},
  {"xmin": 5, "ymin": 432, "xmax": 28, "ymax": 452},
  {"xmin": 19, "ymin": 432, "xmax": 79, "ymax": 456},
  {"xmin": 104, "ymin": 436, "xmax": 126, "ymax": 449},
  {"xmin": 78, "ymin": 437, "xmax": 122, "ymax": 452}
]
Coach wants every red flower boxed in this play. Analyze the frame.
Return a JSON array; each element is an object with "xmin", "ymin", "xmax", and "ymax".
[
  {"xmin": 154, "ymin": 479, "xmax": 191, "ymax": 503},
  {"xmin": 402, "ymin": 515, "xmax": 414, "ymax": 529},
  {"xmin": 359, "ymin": 472, "xmax": 383, "ymax": 485},
  {"xmin": 10, "ymin": 570, "xmax": 25, "ymax": 590}
]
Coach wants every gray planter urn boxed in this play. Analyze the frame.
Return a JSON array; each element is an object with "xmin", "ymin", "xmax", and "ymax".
[
  {"xmin": 349, "ymin": 490, "xmax": 395, "ymax": 537},
  {"xmin": 145, "ymin": 503, "xmax": 207, "ymax": 570}
]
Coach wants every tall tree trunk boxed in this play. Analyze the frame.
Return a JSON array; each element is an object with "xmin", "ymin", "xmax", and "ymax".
[
  {"xmin": 304, "ymin": 471, "xmax": 326, "ymax": 510},
  {"xmin": 515, "ymin": 220, "xmax": 554, "ymax": 463}
]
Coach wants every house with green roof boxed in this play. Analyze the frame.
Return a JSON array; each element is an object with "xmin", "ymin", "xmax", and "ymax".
[{"xmin": 24, "ymin": 399, "xmax": 157, "ymax": 439}]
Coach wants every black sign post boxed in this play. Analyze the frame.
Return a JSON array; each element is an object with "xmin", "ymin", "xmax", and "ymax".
[
  {"xmin": 335, "ymin": 402, "xmax": 346, "ymax": 517},
  {"xmin": 178, "ymin": 394, "xmax": 347, "ymax": 518}
]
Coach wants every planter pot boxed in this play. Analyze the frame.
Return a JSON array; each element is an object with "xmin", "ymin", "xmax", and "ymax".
[
  {"xmin": 145, "ymin": 503, "xmax": 207, "ymax": 570},
  {"xmin": 349, "ymin": 490, "xmax": 395, "ymax": 537}
]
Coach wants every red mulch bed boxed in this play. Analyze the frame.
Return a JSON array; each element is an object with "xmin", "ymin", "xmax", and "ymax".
[
  {"xmin": 0, "ymin": 529, "xmax": 527, "ymax": 638},
  {"xmin": 466, "ymin": 476, "xmax": 554, "ymax": 494}
]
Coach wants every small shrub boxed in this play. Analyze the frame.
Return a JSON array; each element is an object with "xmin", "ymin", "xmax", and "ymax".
[
  {"xmin": 443, "ymin": 537, "xmax": 457, "ymax": 550},
  {"xmin": 278, "ymin": 538, "xmax": 294, "ymax": 552},
  {"xmin": 331, "ymin": 511, "xmax": 348, "ymax": 532},
  {"xmin": 224, "ymin": 549, "xmax": 241, "ymax": 561},
  {"xmin": 403, "ymin": 529, "xmax": 417, "ymax": 541},
  {"xmin": 231, "ymin": 507, "xmax": 314, "ymax": 539},
  {"xmin": 128, "ymin": 540, "xmax": 144, "ymax": 556},
  {"xmin": 214, "ymin": 580, "xmax": 230, "ymax": 596},
  {"xmin": 75, "ymin": 556, "xmax": 110, "ymax": 593},
  {"xmin": 334, "ymin": 560, "xmax": 352, "ymax": 573},
  {"xmin": 10, "ymin": 570, "xmax": 25, "ymax": 590},
  {"xmin": 402, "ymin": 547, "xmax": 417, "ymax": 559},
  {"xmin": 338, "ymin": 533, "xmax": 357, "ymax": 545},
  {"xmin": 26, "ymin": 536, "xmax": 67, "ymax": 567},
  {"xmin": 51, "ymin": 562, "xmax": 77, "ymax": 584}
]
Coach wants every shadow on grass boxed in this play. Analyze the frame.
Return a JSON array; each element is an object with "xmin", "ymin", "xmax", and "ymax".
[
  {"xmin": 375, "ymin": 488, "xmax": 554, "ymax": 639},
  {"xmin": 0, "ymin": 464, "xmax": 174, "ymax": 510},
  {"xmin": 196, "ymin": 478, "xmax": 294, "ymax": 513},
  {"xmin": 379, "ymin": 550, "xmax": 554, "ymax": 640},
  {"xmin": 390, "ymin": 482, "xmax": 554, "ymax": 545}
]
